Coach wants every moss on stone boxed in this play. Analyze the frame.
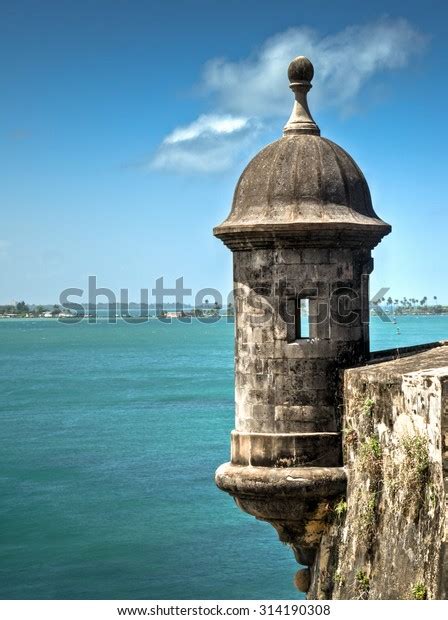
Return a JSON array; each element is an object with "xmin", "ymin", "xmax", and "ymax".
[
  {"xmin": 400, "ymin": 434, "xmax": 430, "ymax": 517},
  {"xmin": 363, "ymin": 398, "xmax": 375, "ymax": 416},
  {"xmin": 358, "ymin": 436, "xmax": 382, "ymax": 477},
  {"xmin": 333, "ymin": 571, "xmax": 345, "ymax": 587},
  {"xmin": 358, "ymin": 490, "xmax": 378, "ymax": 547},
  {"xmin": 333, "ymin": 497, "xmax": 347, "ymax": 519},
  {"xmin": 411, "ymin": 582, "xmax": 427, "ymax": 600},
  {"xmin": 355, "ymin": 570, "xmax": 370, "ymax": 599}
]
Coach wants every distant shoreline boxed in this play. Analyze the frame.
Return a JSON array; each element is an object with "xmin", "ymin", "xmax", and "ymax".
[{"xmin": 1, "ymin": 312, "xmax": 448, "ymax": 320}]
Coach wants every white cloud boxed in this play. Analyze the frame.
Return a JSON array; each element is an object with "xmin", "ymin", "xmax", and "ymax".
[
  {"xmin": 202, "ymin": 18, "xmax": 426, "ymax": 117},
  {"xmin": 152, "ymin": 18, "xmax": 426, "ymax": 173},
  {"xmin": 151, "ymin": 114, "xmax": 259, "ymax": 173},
  {"xmin": 163, "ymin": 115, "xmax": 250, "ymax": 144}
]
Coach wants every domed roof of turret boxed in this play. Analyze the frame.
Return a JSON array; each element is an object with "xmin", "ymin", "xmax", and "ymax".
[{"xmin": 214, "ymin": 56, "xmax": 391, "ymax": 250}]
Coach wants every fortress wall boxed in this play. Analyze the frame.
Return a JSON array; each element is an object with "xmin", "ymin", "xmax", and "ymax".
[{"xmin": 308, "ymin": 344, "xmax": 448, "ymax": 599}]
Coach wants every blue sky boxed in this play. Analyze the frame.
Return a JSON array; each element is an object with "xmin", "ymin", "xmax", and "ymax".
[{"xmin": 1, "ymin": 0, "xmax": 447, "ymax": 305}]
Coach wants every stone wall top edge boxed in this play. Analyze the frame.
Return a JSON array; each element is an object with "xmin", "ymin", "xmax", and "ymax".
[
  {"xmin": 369, "ymin": 340, "xmax": 448, "ymax": 363},
  {"xmin": 344, "ymin": 341, "xmax": 448, "ymax": 382}
]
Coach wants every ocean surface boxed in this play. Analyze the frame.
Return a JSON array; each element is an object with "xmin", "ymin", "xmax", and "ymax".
[{"xmin": 1, "ymin": 315, "xmax": 447, "ymax": 600}]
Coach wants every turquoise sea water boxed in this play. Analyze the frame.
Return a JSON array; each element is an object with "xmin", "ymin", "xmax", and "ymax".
[{"xmin": 1, "ymin": 315, "xmax": 447, "ymax": 600}]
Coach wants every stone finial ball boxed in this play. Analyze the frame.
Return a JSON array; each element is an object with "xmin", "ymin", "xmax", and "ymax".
[{"xmin": 287, "ymin": 56, "xmax": 314, "ymax": 83}]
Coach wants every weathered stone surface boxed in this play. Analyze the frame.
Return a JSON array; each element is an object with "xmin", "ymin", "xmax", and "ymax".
[
  {"xmin": 295, "ymin": 568, "xmax": 311, "ymax": 593},
  {"xmin": 213, "ymin": 134, "xmax": 390, "ymax": 250},
  {"xmin": 216, "ymin": 463, "xmax": 346, "ymax": 565},
  {"xmin": 309, "ymin": 343, "xmax": 448, "ymax": 600},
  {"xmin": 230, "ymin": 431, "xmax": 341, "ymax": 467},
  {"xmin": 232, "ymin": 247, "xmax": 370, "ymax": 438}
]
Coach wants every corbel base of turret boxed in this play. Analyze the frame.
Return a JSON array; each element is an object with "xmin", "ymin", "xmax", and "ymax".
[{"xmin": 215, "ymin": 463, "xmax": 346, "ymax": 567}]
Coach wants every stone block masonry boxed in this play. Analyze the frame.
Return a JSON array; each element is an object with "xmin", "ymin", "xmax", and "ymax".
[{"xmin": 309, "ymin": 343, "xmax": 448, "ymax": 600}]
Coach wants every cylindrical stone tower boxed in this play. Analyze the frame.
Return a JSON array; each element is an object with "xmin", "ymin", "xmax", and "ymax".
[{"xmin": 214, "ymin": 57, "xmax": 391, "ymax": 566}]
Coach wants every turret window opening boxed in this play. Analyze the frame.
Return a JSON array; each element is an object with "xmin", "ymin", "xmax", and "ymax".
[{"xmin": 296, "ymin": 297, "xmax": 310, "ymax": 340}]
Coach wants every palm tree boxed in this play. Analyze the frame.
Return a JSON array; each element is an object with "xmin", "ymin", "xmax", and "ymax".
[{"xmin": 16, "ymin": 300, "xmax": 29, "ymax": 313}]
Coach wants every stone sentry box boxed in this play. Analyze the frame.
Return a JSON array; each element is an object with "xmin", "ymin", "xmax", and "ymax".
[
  {"xmin": 231, "ymin": 246, "xmax": 373, "ymax": 468},
  {"xmin": 214, "ymin": 57, "xmax": 390, "ymax": 566}
]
